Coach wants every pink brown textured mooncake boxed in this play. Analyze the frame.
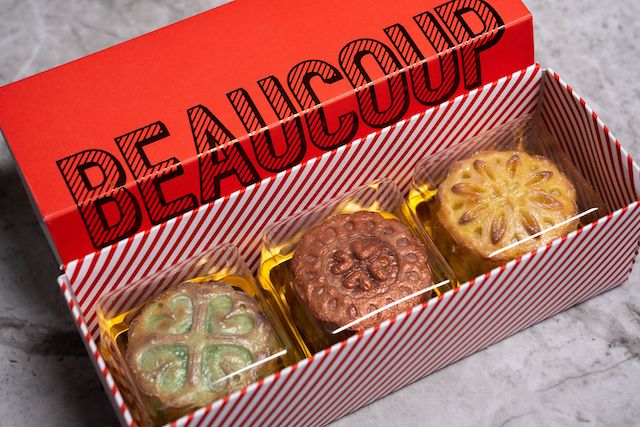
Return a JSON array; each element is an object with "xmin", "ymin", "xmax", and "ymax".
[{"xmin": 292, "ymin": 211, "xmax": 432, "ymax": 331}]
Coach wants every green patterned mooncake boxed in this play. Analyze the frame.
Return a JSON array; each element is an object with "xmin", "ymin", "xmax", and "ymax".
[{"xmin": 126, "ymin": 281, "xmax": 273, "ymax": 409}]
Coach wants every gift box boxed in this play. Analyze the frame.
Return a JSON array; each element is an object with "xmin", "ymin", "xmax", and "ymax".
[{"xmin": 1, "ymin": 0, "xmax": 638, "ymax": 425}]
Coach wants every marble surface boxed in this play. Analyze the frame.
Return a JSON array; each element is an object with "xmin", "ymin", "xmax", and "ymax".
[{"xmin": 0, "ymin": 0, "xmax": 639, "ymax": 426}]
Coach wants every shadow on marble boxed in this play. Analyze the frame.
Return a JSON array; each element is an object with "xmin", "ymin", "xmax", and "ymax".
[{"xmin": 0, "ymin": 137, "xmax": 119, "ymax": 426}]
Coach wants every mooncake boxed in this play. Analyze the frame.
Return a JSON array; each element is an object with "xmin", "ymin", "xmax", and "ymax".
[
  {"xmin": 436, "ymin": 150, "xmax": 578, "ymax": 264},
  {"xmin": 125, "ymin": 281, "xmax": 273, "ymax": 409},
  {"xmin": 292, "ymin": 211, "xmax": 432, "ymax": 331}
]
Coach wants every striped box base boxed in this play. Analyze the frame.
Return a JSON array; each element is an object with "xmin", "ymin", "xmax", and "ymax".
[{"xmin": 57, "ymin": 64, "xmax": 640, "ymax": 426}]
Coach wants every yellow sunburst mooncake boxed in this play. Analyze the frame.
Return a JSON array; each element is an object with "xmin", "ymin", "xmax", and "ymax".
[{"xmin": 436, "ymin": 150, "xmax": 579, "ymax": 266}]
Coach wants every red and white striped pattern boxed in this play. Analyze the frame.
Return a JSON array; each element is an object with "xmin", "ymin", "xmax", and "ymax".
[
  {"xmin": 97, "ymin": 244, "xmax": 242, "ymax": 322},
  {"xmin": 54, "ymin": 64, "xmax": 640, "ymax": 427},
  {"xmin": 540, "ymin": 69, "xmax": 639, "ymax": 212},
  {"xmin": 172, "ymin": 203, "xmax": 640, "ymax": 427}
]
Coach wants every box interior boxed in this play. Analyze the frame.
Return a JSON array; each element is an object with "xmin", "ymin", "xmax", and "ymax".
[{"xmin": 57, "ymin": 64, "xmax": 640, "ymax": 426}]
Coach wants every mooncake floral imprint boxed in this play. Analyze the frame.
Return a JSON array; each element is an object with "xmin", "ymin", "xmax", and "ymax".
[
  {"xmin": 436, "ymin": 150, "xmax": 579, "ymax": 262},
  {"xmin": 125, "ymin": 282, "xmax": 273, "ymax": 409},
  {"xmin": 292, "ymin": 211, "xmax": 432, "ymax": 331}
]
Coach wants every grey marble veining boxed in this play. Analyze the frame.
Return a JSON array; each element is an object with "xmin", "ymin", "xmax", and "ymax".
[{"xmin": 0, "ymin": 0, "xmax": 639, "ymax": 426}]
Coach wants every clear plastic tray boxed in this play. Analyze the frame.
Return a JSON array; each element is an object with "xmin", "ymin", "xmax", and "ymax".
[
  {"xmin": 97, "ymin": 244, "xmax": 301, "ymax": 426},
  {"xmin": 259, "ymin": 179, "xmax": 456, "ymax": 356},
  {"xmin": 409, "ymin": 114, "xmax": 607, "ymax": 283}
]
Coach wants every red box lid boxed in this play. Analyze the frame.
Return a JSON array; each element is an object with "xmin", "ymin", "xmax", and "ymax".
[{"xmin": 0, "ymin": 0, "xmax": 533, "ymax": 264}]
